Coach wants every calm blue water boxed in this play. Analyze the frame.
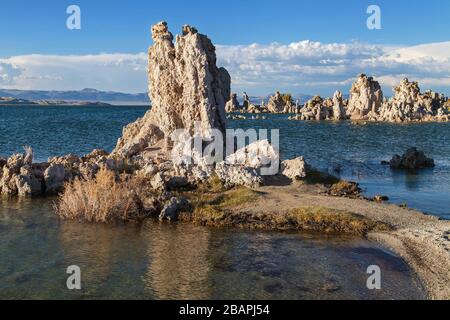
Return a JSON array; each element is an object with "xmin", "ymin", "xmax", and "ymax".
[
  {"xmin": 0, "ymin": 197, "xmax": 425, "ymax": 299},
  {"xmin": 0, "ymin": 106, "xmax": 431, "ymax": 299},
  {"xmin": 1, "ymin": 105, "xmax": 449, "ymax": 218}
]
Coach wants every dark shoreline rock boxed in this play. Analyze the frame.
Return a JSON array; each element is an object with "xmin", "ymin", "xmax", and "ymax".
[{"xmin": 387, "ymin": 148, "xmax": 435, "ymax": 169}]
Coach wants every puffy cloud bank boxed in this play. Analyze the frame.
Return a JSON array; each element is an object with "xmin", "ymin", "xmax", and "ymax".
[
  {"xmin": 0, "ymin": 53, "xmax": 147, "ymax": 92},
  {"xmin": 216, "ymin": 40, "xmax": 450, "ymax": 96},
  {"xmin": 1, "ymin": 40, "xmax": 449, "ymax": 96}
]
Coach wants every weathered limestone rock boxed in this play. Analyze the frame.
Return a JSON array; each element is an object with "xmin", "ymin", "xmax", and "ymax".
[
  {"xmin": 159, "ymin": 196, "xmax": 190, "ymax": 221},
  {"xmin": 445, "ymin": 99, "xmax": 450, "ymax": 110},
  {"xmin": 172, "ymin": 160, "xmax": 214, "ymax": 184},
  {"xmin": 44, "ymin": 164, "xmax": 66, "ymax": 194},
  {"xmin": 378, "ymin": 78, "xmax": 449, "ymax": 122},
  {"xmin": 289, "ymin": 77, "xmax": 447, "ymax": 123},
  {"xmin": 0, "ymin": 149, "xmax": 44, "ymax": 196},
  {"xmin": 332, "ymin": 91, "xmax": 347, "ymax": 120},
  {"xmin": 215, "ymin": 162, "xmax": 262, "ymax": 189},
  {"xmin": 242, "ymin": 92, "xmax": 250, "ymax": 111},
  {"xmin": 388, "ymin": 147, "xmax": 435, "ymax": 169},
  {"xmin": 267, "ymin": 91, "xmax": 287, "ymax": 113},
  {"xmin": 283, "ymin": 100, "xmax": 298, "ymax": 114},
  {"xmin": 112, "ymin": 21, "xmax": 230, "ymax": 158},
  {"xmin": 150, "ymin": 172, "xmax": 166, "ymax": 191},
  {"xmin": 225, "ymin": 140, "xmax": 279, "ymax": 172},
  {"xmin": 247, "ymin": 103, "xmax": 261, "ymax": 113},
  {"xmin": 78, "ymin": 162, "xmax": 100, "ymax": 180},
  {"xmin": 15, "ymin": 167, "xmax": 43, "ymax": 196},
  {"xmin": 347, "ymin": 74, "xmax": 383, "ymax": 120},
  {"xmin": 225, "ymin": 93, "xmax": 241, "ymax": 112},
  {"xmin": 280, "ymin": 157, "xmax": 308, "ymax": 180},
  {"xmin": 295, "ymin": 96, "xmax": 331, "ymax": 120}
]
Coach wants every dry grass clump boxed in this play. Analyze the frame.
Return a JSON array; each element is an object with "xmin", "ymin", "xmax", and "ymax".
[
  {"xmin": 195, "ymin": 174, "xmax": 226, "ymax": 194},
  {"xmin": 185, "ymin": 200, "xmax": 391, "ymax": 235},
  {"xmin": 54, "ymin": 168, "xmax": 148, "ymax": 223},
  {"xmin": 180, "ymin": 187, "xmax": 261, "ymax": 226},
  {"xmin": 210, "ymin": 188, "xmax": 260, "ymax": 207},
  {"xmin": 286, "ymin": 207, "xmax": 391, "ymax": 235},
  {"xmin": 328, "ymin": 180, "xmax": 361, "ymax": 198}
]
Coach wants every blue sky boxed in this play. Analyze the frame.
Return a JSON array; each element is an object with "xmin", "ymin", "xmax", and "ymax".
[{"xmin": 1, "ymin": 0, "xmax": 450, "ymax": 96}]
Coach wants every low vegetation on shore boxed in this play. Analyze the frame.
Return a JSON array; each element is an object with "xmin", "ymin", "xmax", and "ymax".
[
  {"xmin": 53, "ymin": 166, "xmax": 386, "ymax": 236},
  {"xmin": 54, "ymin": 168, "xmax": 148, "ymax": 223},
  {"xmin": 174, "ymin": 178, "xmax": 387, "ymax": 235}
]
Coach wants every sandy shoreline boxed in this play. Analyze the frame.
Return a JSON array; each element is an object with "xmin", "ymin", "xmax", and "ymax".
[{"xmin": 222, "ymin": 182, "xmax": 450, "ymax": 299}]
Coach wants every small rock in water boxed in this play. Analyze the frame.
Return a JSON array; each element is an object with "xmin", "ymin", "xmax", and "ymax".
[
  {"xmin": 373, "ymin": 195, "xmax": 389, "ymax": 202},
  {"xmin": 388, "ymin": 147, "xmax": 435, "ymax": 169}
]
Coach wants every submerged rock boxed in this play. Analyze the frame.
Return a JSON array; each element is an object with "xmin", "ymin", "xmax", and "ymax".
[{"xmin": 389, "ymin": 147, "xmax": 435, "ymax": 169}]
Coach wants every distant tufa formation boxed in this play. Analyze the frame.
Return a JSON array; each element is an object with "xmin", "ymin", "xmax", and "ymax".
[
  {"xmin": 113, "ymin": 21, "xmax": 230, "ymax": 158},
  {"xmin": 227, "ymin": 74, "xmax": 449, "ymax": 123}
]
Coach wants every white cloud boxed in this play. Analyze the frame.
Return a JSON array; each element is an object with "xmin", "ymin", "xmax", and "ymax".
[
  {"xmin": 0, "ymin": 53, "xmax": 147, "ymax": 92},
  {"xmin": 0, "ymin": 40, "xmax": 449, "ymax": 96},
  {"xmin": 0, "ymin": 62, "xmax": 23, "ymax": 85},
  {"xmin": 216, "ymin": 40, "xmax": 450, "ymax": 96}
]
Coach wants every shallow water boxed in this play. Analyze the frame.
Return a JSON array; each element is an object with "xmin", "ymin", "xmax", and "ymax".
[
  {"xmin": 228, "ymin": 115, "xmax": 450, "ymax": 218},
  {"xmin": 1, "ymin": 105, "xmax": 449, "ymax": 217},
  {"xmin": 0, "ymin": 105, "xmax": 446, "ymax": 298},
  {"xmin": 0, "ymin": 197, "xmax": 425, "ymax": 299}
]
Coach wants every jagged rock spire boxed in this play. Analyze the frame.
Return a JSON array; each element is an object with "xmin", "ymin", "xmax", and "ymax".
[{"xmin": 113, "ymin": 21, "xmax": 230, "ymax": 157}]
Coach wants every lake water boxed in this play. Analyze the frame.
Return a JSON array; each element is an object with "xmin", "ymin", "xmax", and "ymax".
[
  {"xmin": 0, "ymin": 105, "xmax": 446, "ymax": 299},
  {"xmin": 1, "ymin": 105, "xmax": 449, "ymax": 218},
  {"xmin": 0, "ymin": 197, "xmax": 424, "ymax": 299}
]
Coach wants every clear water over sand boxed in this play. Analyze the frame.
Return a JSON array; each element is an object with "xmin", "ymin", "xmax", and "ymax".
[
  {"xmin": 0, "ymin": 105, "xmax": 435, "ymax": 299},
  {"xmin": 0, "ymin": 197, "xmax": 424, "ymax": 299}
]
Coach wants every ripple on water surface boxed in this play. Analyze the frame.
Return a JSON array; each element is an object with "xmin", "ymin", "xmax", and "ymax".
[
  {"xmin": 0, "ymin": 197, "xmax": 425, "ymax": 299},
  {"xmin": 1, "ymin": 106, "xmax": 449, "ymax": 216}
]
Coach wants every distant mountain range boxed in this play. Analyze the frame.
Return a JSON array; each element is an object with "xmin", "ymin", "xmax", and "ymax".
[
  {"xmin": 0, "ymin": 88, "xmax": 345, "ymax": 106},
  {"xmin": 0, "ymin": 96, "xmax": 112, "ymax": 106},
  {"xmin": 0, "ymin": 88, "xmax": 150, "ymax": 105}
]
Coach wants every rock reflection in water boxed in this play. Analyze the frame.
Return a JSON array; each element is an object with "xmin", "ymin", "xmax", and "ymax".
[
  {"xmin": 0, "ymin": 197, "xmax": 425, "ymax": 299},
  {"xmin": 142, "ymin": 222, "xmax": 213, "ymax": 299}
]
